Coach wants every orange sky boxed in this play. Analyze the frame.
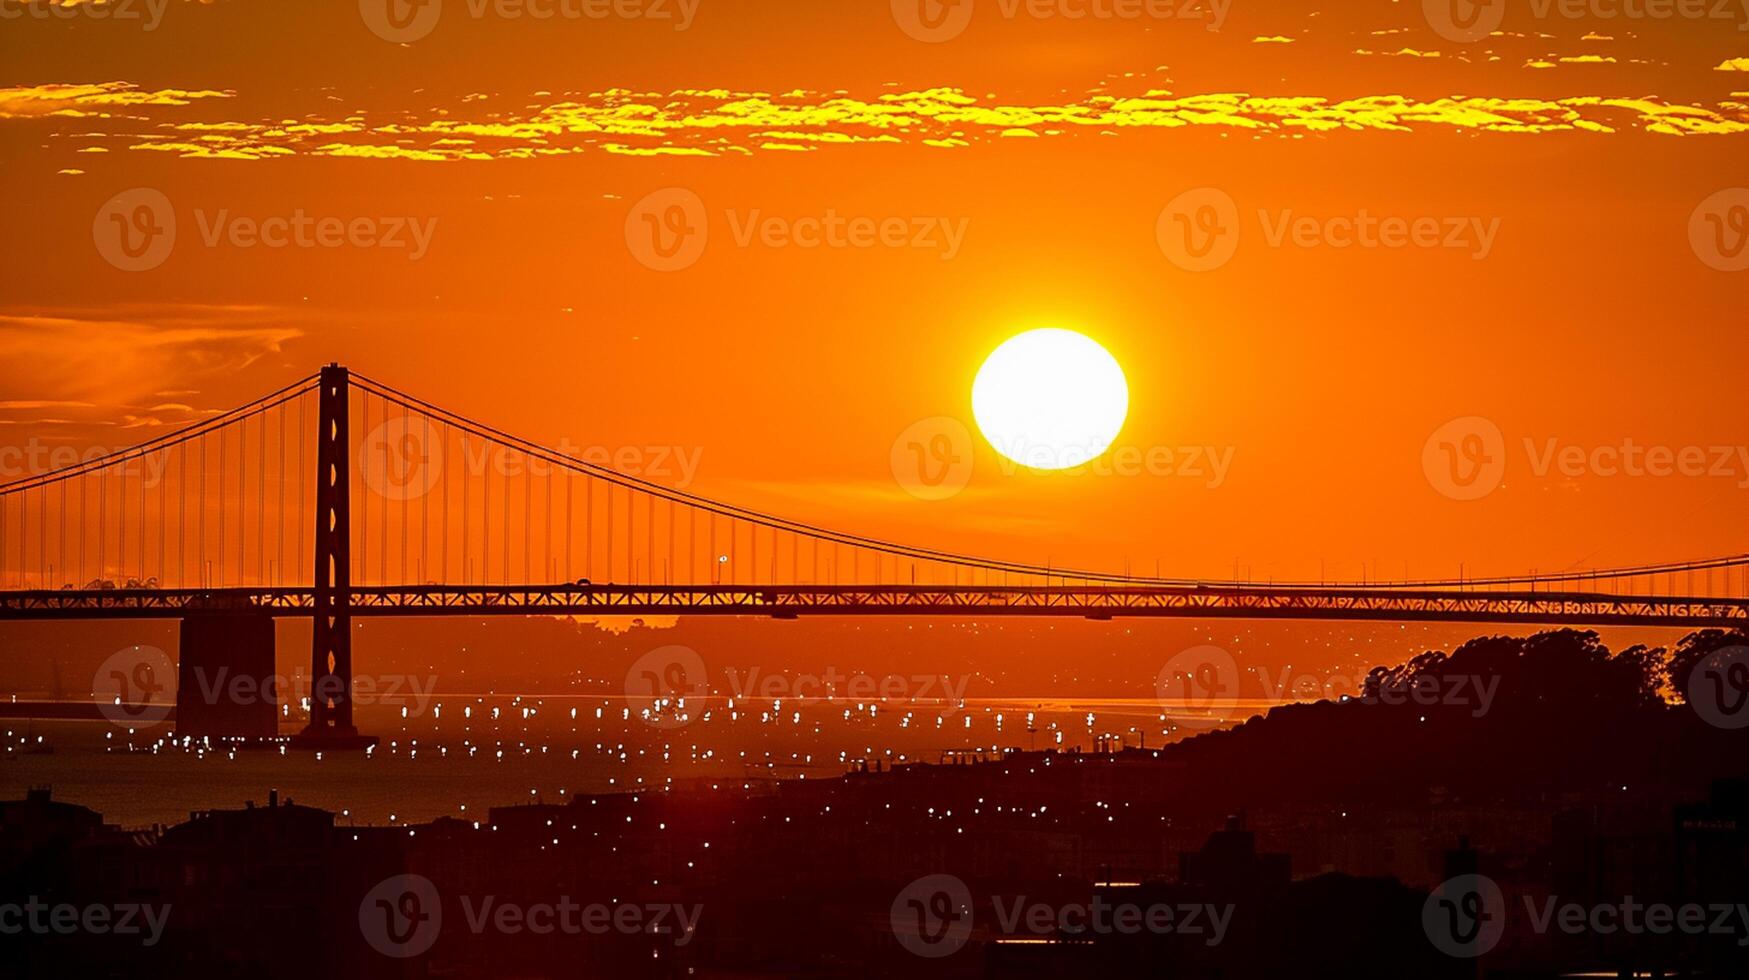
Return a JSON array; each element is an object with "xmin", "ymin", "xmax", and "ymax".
[{"xmin": 2, "ymin": 0, "xmax": 1747, "ymax": 587}]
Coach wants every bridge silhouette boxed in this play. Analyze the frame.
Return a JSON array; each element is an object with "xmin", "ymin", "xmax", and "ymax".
[{"xmin": 1, "ymin": 365, "xmax": 1744, "ymax": 745}]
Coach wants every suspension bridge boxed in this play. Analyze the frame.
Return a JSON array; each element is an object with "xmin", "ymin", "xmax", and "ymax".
[{"xmin": 0, "ymin": 365, "xmax": 1744, "ymax": 745}]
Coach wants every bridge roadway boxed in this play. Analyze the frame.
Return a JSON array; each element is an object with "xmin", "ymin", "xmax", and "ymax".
[{"xmin": 1, "ymin": 584, "xmax": 1745, "ymax": 627}]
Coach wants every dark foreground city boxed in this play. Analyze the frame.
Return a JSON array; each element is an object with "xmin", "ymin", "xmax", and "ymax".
[{"xmin": 5, "ymin": 629, "xmax": 1747, "ymax": 978}]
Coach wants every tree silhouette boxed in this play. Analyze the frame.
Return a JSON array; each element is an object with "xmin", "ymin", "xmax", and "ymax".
[{"xmin": 1666, "ymin": 628, "xmax": 1749, "ymax": 705}]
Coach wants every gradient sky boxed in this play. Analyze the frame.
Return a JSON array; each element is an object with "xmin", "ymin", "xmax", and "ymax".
[{"xmin": 2, "ymin": 0, "xmax": 1747, "ymax": 588}]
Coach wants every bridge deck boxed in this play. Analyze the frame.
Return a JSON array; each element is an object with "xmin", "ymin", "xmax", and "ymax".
[{"xmin": 0, "ymin": 585, "xmax": 1745, "ymax": 627}]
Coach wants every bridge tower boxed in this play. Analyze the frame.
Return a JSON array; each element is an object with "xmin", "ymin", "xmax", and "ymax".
[{"xmin": 293, "ymin": 364, "xmax": 375, "ymax": 749}]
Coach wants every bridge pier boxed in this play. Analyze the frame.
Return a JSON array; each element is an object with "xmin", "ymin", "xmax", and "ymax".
[
  {"xmin": 176, "ymin": 612, "xmax": 279, "ymax": 741},
  {"xmin": 292, "ymin": 364, "xmax": 377, "ymax": 751}
]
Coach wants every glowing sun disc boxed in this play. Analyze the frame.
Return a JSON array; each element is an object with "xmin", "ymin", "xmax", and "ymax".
[{"xmin": 972, "ymin": 328, "xmax": 1129, "ymax": 471}]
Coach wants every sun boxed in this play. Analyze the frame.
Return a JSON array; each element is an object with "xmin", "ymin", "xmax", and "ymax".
[{"xmin": 972, "ymin": 328, "xmax": 1129, "ymax": 471}]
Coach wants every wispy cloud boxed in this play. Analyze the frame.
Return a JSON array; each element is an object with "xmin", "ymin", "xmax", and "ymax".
[
  {"xmin": 10, "ymin": 84, "xmax": 1748, "ymax": 164},
  {"xmin": 0, "ymin": 82, "xmax": 231, "ymax": 119},
  {"xmin": 0, "ymin": 305, "xmax": 302, "ymax": 413}
]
